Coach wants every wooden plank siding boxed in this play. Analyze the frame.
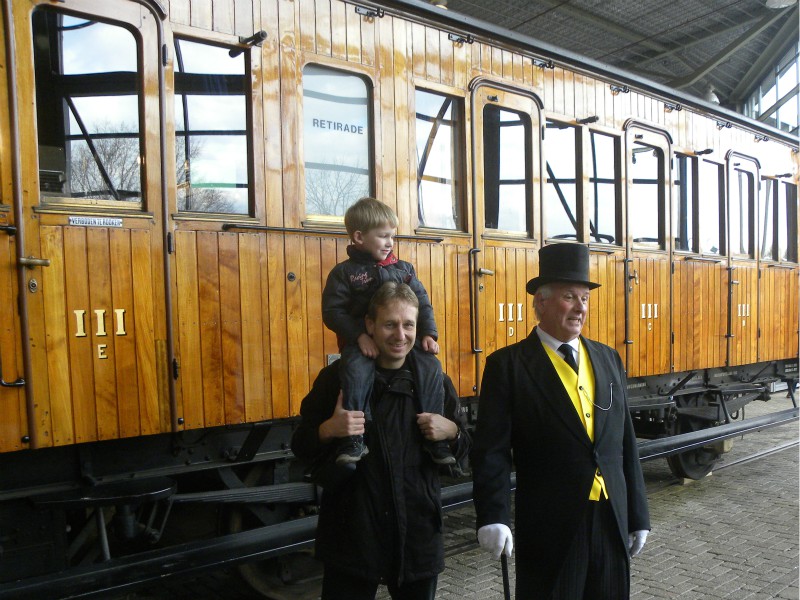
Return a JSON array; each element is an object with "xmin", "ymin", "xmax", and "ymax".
[
  {"xmin": 672, "ymin": 259, "xmax": 727, "ymax": 373},
  {"xmin": 1, "ymin": 0, "xmax": 796, "ymax": 453},
  {"xmin": 626, "ymin": 256, "xmax": 671, "ymax": 378},
  {"xmin": 0, "ymin": 232, "xmax": 26, "ymax": 452},
  {"xmin": 729, "ymin": 264, "xmax": 759, "ymax": 367},
  {"xmin": 759, "ymin": 266, "xmax": 798, "ymax": 362}
]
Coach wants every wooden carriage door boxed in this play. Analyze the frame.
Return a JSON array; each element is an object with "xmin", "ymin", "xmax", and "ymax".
[
  {"xmin": 727, "ymin": 154, "xmax": 759, "ymax": 367},
  {"xmin": 624, "ymin": 124, "xmax": 671, "ymax": 377},
  {"xmin": 8, "ymin": 0, "xmax": 169, "ymax": 450},
  {"xmin": 757, "ymin": 178, "xmax": 799, "ymax": 363},
  {"xmin": 471, "ymin": 82, "xmax": 541, "ymax": 384}
]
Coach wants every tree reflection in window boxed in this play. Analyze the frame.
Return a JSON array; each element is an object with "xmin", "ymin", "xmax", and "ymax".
[
  {"xmin": 303, "ymin": 64, "xmax": 371, "ymax": 219},
  {"xmin": 174, "ymin": 38, "xmax": 249, "ymax": 214},
  {"xmin": 483, "ymin": 105, "xmax": 531, "ymax": 234},
  {"xmin": 33, "ymin": 8, "xmax": 142, "ymax": 204},
  {"xmin": 416, "ymin": 89, "xmax": 461, "ymax": 230}
]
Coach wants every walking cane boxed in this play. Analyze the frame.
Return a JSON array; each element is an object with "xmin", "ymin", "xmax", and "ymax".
[{"xmin": 501, "ymin": 553, "xmax": 511, "ymax": 600}]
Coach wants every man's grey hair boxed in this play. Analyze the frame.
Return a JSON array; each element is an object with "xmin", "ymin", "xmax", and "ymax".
[{"xmin": 533, "ymin": 283, "xmax": 554, "ymax": 320}]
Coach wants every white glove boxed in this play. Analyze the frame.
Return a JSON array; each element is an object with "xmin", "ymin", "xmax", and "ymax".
[
  {"xmin": 477, "ymin": 523, "xmax": 513, "ymax": 559},
  {"xmin": 628, "ymin": 530, "xmax": 648, "ymax": 557}
]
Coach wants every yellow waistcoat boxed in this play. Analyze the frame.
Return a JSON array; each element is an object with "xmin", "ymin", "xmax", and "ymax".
[{"xmin": 544, "ymin": 341, "xmax": 608, "ymax": 500}]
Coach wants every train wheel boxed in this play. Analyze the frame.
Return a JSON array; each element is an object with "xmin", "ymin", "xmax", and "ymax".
[
  {"xmin": 222, "ymin": 464, "xmax": 322, "ymax": 600},
  {"xmin": 666, "ymin": 396, "xmax": 722, "ymax": 480}
]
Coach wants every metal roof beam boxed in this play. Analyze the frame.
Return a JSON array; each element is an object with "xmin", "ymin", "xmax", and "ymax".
[
  {"xmin": 729, "ymin": 6, "xmax": 800, "ymax": 103},
  {"xmin": 668, "ymin": 9, "xmax": 790, "ymax": 91},
  {"xmin": 635, "ymin": 15, "xmax": 763, "ymax": 71}
]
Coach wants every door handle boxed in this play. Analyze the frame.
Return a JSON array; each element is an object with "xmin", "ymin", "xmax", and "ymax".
[
  {"xmin": 18, "ymin": 256, "xmax": 50, "ymax": 268},
  {"xmin": 478, "ymin": 268, "xmax": 494, "ymax": 276}
]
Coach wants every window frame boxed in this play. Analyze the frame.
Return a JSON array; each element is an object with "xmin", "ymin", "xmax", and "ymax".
[
  {"xmin": 172, "ymin": 35, "xmax": 255, "ymax": 218},
  {"xmin": 300, "ymin": 61, "xmax": 375, "ymax": 226},
  {"xmin": 413, "ymin": 85, "xmax": 466, "ymax": 233},
  {"xmin": 32, "ymin": 5, "xmax": 148, "ymax": 211}
]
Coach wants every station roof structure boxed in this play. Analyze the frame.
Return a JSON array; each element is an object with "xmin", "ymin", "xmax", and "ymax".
[{"xmin": 420, "ymin": 0, "xmax": 798, "ymax": 121}]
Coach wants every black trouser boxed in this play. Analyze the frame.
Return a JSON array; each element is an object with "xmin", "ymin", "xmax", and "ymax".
[
  {"xmin": 321, "ymin": 566, "xmax": 437, "ymax": 600},
  {"xmin": 545, "ymin": 498, "xmax": 630, "ymax": 600}
]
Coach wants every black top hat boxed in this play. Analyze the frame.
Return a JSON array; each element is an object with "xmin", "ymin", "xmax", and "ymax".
[{"xmin": 526, "ymin": 243, "xmax": 601, "ymax": 295}]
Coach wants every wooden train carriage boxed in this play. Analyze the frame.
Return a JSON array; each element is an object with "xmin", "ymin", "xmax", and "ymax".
[
  {"xmin": 0, "ymin": 0, "xmax": 798, "ymax": 454},
  {"xmin": 0, "ymin": 0, "xmax": 797, "ymax": 594}
]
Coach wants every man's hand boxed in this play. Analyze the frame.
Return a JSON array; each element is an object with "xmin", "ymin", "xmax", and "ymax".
[
  {"xmin": 628, "ymin": 530, "xmax": 648, "ymax": 557},
  {"xmin": 416, "ymin": 413, "xmax": 457, "ymax": 442},
  {"xmin": 318, "ymin": 392, "xmax": 366, "ymax": 443},
  {"xmin": 420, "ymin": 335, "xmax": 439, "ymax": 354},
  {"xmin": 357, "ymin": 333, "xmax": 379, "ymax": 358},
  {"xmin": 477, "ymin": 524, "xmax": 514, "ymax": 559}
]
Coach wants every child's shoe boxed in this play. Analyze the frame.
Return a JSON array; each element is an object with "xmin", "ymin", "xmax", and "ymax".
[
  {"xmin": 425, "ymin": 440, "xmax": 456, "ymax": 465},
  {"xmin": 335, "ymin": 435, "xmax": 369, "ymax": 465}
]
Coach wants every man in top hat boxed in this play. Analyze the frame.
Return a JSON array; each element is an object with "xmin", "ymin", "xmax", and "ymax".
[{"xmin": 471, "ymin": 243, "xmax": 650, "ymax": 599}]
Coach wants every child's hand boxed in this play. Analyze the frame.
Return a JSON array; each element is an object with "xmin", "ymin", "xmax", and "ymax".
[
  {"xmin": 421, "ymin": 335, "xmax": 439, "ymax": 355},
  {"xmin": 357, "ymin": 333, "xmax": 379, "ymax": 358}
]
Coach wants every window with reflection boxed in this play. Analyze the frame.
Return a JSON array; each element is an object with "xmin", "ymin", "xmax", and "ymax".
[
  {"xmin": 698, "ymin": 160, "xmax": 723, "ymax": 255},
  {"xmin": 760, "ymin": 178, "xmax": 777, "ymax": 260},
  {"xmin": 483, "ymin": 105, "xmax": 531, "ymax": 234},
  {"xmin": 763, "ymin": 178, "xmax": 798, "ymax": 262},
  {"xmin": 780, "ymin": 181, "xmax": 798, "ymax": 262},
  {"xmin": 33, "ymin": 8, "xmax": 142, "ymax": 205},
  {"xmin": 729, "ymin": 166, "xmax": 755, "ymax": 257},
  {"xmin": 303, "ymin": 64, "xmax": 371, "ymax": 220},
  {"xmin": 174, "ymin": 38, "xmax": 250, "ymax": 214},
  {"xmin": 544, "ymin": 121, "xmax": 579, "ymax": 240},
  {"xmin": 415, "ymin": 89, "xmax": 462, "ymax": 230},
  {"xmin": 629, "ymin": 141, "xmax": 663, "ymax": 248},
  {"xmin": 673, "ymin": 154, "xmax": 696, "ymax": 251},
  {"xmin": 588, "ymin": 131, "xmax": 619, "ymax": 244}
]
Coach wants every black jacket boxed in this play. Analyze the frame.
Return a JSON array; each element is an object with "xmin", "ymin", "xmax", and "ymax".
[
  {"xmin": 291, "ymin": 358, "xmax": 470, "ymax": 585},
  {"xmin": 322, "ymin": 246, "xmax": 438, "ymax": 347},
  {"xmin": 471, "ymin": 329, "xmax": 650, "ymax": 598}
]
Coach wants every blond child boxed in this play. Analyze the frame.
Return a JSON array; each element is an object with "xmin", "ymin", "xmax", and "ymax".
[{"xmin": 321, "ymin": 197, "xmax": 455, "ymax": 466}]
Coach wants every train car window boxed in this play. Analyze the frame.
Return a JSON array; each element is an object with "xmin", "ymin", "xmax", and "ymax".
[
  {"xmin": 482, "ymin": 105, "xmax": 531, "ymax": 234},
  {"xmin": 33, "ymin": 8, "xmax": 143, "ymax": 205},
  {"xmin": 779, "ymin": 182, "xmax": 798, "ymax": 262},
  {"xmin": 174, "ymin": 38, "xmax": 250, "ymax": 214},
  {"xmin": 673, "ymin": 153, "xmax": 697, "ymax": 252},
  {"xmin": 765, "ymin": 178, "xmax": 798, "ymax": 263},
  {"xmin": 544, "ymin": 121, "xmax": 579, "ymax": 240},
  {"xmin": 630, "ymin": 141, "xmax": 664, "ymax": 248},
  {"xmin": 415, "ymin": 89, "xmax": 463, "ymax": 230},
  {"xmin": 729, "ymin": 166, "xmax": 755, "ymax": 257},
  {"xmin": 303, "ymin": 64, "xmax": 372, "ymax": 220},
  {"xmin": 698, "ymin": 160, "xmax": 723, "ymax": 255},
  {"xmin": 760, "ymin": 178, "xmax": 777, "ymax": 260},
  {"xmin": 588, "ymin": 131, "xmax": 620, "ymax": 245}
]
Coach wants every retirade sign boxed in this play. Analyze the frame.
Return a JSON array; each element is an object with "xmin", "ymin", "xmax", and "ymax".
[{"xmin": 311, "ymin": 118, "xmax": 364, "ymax": 135}]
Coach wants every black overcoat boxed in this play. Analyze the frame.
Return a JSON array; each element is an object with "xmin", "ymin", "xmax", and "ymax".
[
  {"xmin": 291, "ymin": 359, "xmax": 471, "ymax": 586},
  {"xmin": 471, "ymin": 328, "xmax": 650, "ymax": 598}
]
